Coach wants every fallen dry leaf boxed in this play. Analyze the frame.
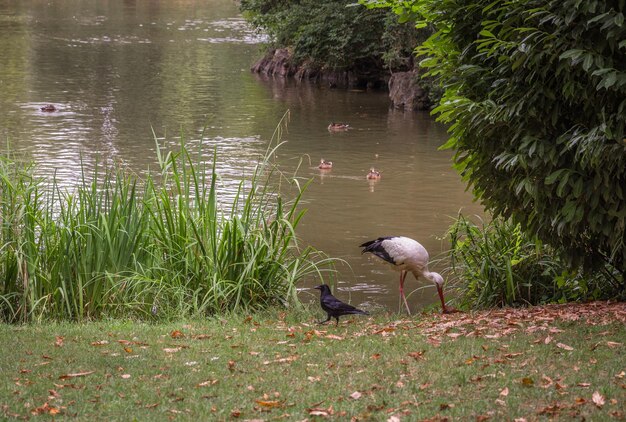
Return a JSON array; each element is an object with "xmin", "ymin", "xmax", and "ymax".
[
  {"xmin": 162, "ymin": 347, "xmax": 182, "ymax": 354},
  {"xmin": 308, "ymin": 406, "xmax": 333, "ymax": 416},
  {"xmin": 170, "ymin": 330, "xmax": 185, "ymax": 339},
  {"xmin": 325, "ymin": 334, "xmax": 344, "ymax": 340},
  {"xmin": 556, "ymin": 343, "xmax": 574, "ymax": 351},
  {"xmin": 521, "ymin": 377, "xmax": 534, "ymax": 386},
  {"xmin": 592, "ymin": 391, "xmax": 605, "ymax": 407},
  {"xmin": 407, "ymin": 351, "xmax": 425, "ymax": 360},
  {"xmin": 606, "ymin": 341, "xmax": 622, "ymax": 348},
  {"xmin": 120, "ymin": 374, "xmax": 131, "ymax": 379},
  {"xmin": 500, "ymin": 387, "xmax": 509, "ymax": 397},
  {"xmin": 255, "ymin": 400, "xmax": 282, "ymax": 408},
  {"xmin": 58, "ymin": 371, "xmax": 95, "ymax": 379},
  {"xmin": 55, "ymin": 336, "xmax": 64, "ymax": 347},
  {"xmin": 91, "ymin": 340, "xmax": 109, "ymax": 346},
  {"xmin": 576, "ymin": 382, "xmax": 591, "ymax": 387},
  {"xmin": 350, "ymin": 391, "xmax": 362, "ymax": 400}
]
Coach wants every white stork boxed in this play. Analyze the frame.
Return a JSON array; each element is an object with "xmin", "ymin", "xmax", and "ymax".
[{"xmin": 360, "ymin": 236, "xmax": 456, "ymax": 314}]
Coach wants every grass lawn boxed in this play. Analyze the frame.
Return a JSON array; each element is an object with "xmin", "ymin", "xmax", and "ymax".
[{"xmin": 1, "ymin": 302, "xmax": 624, "ymax": 421}]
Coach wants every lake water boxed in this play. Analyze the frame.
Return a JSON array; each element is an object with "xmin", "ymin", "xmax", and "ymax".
[{"xmin": 0, "ymin": 0, "xmax": 482, "ymax": 312}]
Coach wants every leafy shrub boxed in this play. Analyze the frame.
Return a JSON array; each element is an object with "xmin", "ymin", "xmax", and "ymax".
[
  {"xmin": 240, "ymin": 0, "xmax": 423, "ymax": 75},
  {"xmin": 366, "ymin": 0, "xmax": 626, "ymax": 284},
  {"xmin": 446, "ymin": 215, "xmax": 620, "ymax": 308}
]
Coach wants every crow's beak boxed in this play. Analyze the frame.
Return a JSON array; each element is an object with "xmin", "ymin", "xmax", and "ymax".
[{"xmin": 313, "ymin": 285, "xmax": 322, "ymax": 290}]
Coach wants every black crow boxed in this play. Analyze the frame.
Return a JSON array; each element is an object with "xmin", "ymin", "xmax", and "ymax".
[{"xmin": 314, "ymin": 284, "xmax": 369, "ymax": 325}]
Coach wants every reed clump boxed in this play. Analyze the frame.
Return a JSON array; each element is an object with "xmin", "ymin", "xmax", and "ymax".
[{"xmin": 0, "ymin": 133, "xmax": 335, "ymax": 323}]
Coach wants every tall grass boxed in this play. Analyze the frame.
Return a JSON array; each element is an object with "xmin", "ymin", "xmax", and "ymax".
[
  {"xmin": 444, "ymin": 214, "xmax": 618, "ymax": 308},
  {"xmin": 0, "ymin": 121, "xmax": 337, "ymax": 323}
]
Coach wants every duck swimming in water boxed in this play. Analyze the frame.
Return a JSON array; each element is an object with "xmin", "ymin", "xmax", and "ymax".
[
  {"xmin": 366, "ymin": 168, "xmax": 381, "ymax": 180},
  {"xmin": 327, "ymin": 122, "xmax": 350, "ymax": 131},
  {"xmin": 40, "ymin": 104, "xmax": 57, "ymax": 112},
  {"xmin": 318, "ymin": 159, "xmax": 333, "ymax": 170}
]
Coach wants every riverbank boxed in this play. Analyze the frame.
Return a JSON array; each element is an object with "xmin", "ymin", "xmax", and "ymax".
[
  {"xmin": 2, "ymin": 302, "xmax": 624, "ymax": 420},
  {"xmin": 251, "ymin": 48, "xmax": 432, "ymax": 110}
]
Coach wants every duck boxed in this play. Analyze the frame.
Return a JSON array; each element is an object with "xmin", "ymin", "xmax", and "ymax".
[
  {"xmin": 366, "ymin": 168, "xmax": 381, "ymax": 180},
  {"xmin": 327, "ymin": 122, "xmax": 350, "ymax": 131},
  {"xmin": 318, "ymin": 159, "xmax": 333, "ymax": 170},
  {"xmin": 40, "ymin": 104, "xmax": 57, "ymax": 112}
]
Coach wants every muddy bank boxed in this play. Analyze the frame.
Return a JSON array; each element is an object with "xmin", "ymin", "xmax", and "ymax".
[{"xmin": 251, "ymin": 49, "xmax": 431, "ymax": 111}]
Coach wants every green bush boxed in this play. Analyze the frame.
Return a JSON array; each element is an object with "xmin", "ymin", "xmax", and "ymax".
[
  {"xmin": 366, "ymin": 0, "xmax": 626, "ymax": 283},
  {"xmin": 240, "ymin": 0, "xmax": 422, "ymax": 76},
  {"xmin": 0, "ymin": 120, "xmax": 337, "ymax": 323},
  {"xmin": 445, "ymin": 215, "xmax": 618, "ymax": 308}
]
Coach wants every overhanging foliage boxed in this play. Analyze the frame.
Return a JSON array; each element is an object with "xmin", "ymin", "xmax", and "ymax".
[{"xmin": 366, "ymin": 0, "xmax": 626, "ymax": 277}]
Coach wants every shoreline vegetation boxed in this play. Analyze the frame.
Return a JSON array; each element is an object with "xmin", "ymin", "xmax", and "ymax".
[{"xmin": 0, "ymin": 115, "xmax": 338, "ymax": 323}]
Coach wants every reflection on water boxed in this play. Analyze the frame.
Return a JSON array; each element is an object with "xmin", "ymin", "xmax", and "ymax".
[{"xmin": 0, "ymin": 0, "xmax": 483, "ymax": 312}]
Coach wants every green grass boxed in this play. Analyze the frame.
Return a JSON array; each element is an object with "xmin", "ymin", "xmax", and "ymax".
[{"xmin": 1, "ymin": 302, "xmax": 624, "ymax": 420}]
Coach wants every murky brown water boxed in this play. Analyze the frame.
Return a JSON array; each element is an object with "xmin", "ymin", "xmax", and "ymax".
[{"xmin": 0, "ymin": 0, "xmax": 482, "ymax": 312}]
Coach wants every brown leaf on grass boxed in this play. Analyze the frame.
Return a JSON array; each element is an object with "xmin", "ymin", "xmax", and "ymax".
[
  {"xmin": 616, "ymin": 371, "xmax": 625, "ymax": 379},
  {"xmin": 31, "ymin": 402, "xmax": 61, "ymax": 415},
  {"xmin": 556, "ymin": 343, "xmax": 574, "ymax": 351},
  {"xmin": 228, "ymin": 360, "xmax": 236, "ymax": 372},
  {"xmin": 145, "ymin": 403, "xmax": 159, "ymax": 409},
  {"xmin": 419, "ymin": 383, "xmax": 431, "ymax": 390},
  {"xmin": 325, "ymin": 334, "xmax": 344, "ymax": 340},
  {"xmin": 263, "ymin": 355, "xmax": 298, "ymax": 365},
  {"xmin": 191, "ymin": 334, "xmax": 211, "ymax": 340},
  {"xmin": 606, "ymin": 341, "xmax": 622, "ymax": 348},
  {"xmin": 170, "ymin": 330, "xmax": 185, "ymax": 339},
  {"xmin": 544, "ymin": 335, "xmax": 553, "ymax": 344},
  {"xmin": 541, "ymin": 375, "xmax": 554, "ymax": 388},
  {"xmin": 91, "ymin": 340, "xmax": 109, "ymax": 346},
  {"xmin": 197, "ymin": 379, "xmax": 218, "ymax": 387},
  {"xmin": 521, "ymin": 377, "xmax": 534, "ymax": 386},
  {"xmin": 55, "ymin": 336, "xmax": 64, "ymax": 347},
  {"xmin": 349, "ymin": 391, "xmax": 362, "ymax": 400},
  {"xmin": 500, "ymin": 387, "xmax": 509, "ymax": 397},
  {"xmin": 576, "ymin": 383, "xmax": 591, "ymax": 387},
  {"xmin": 120, "ymin": 374, "xmax": 131, "ymax": 379},
  {"xmin": 230, "ymin": 409, "xmax": 241, "ymax": 418},
  {"xmin": 407, "ymin": 351, "xmax": 425, "ymax": 361},
  {"xmin": 374, "ymin": 326, "xmax": 396, "ymax": 335},
  {"xmin": 58, "ymin": 371, "xmax": 95, "ymax": 379},
  {"xmin": 255, "ymin": 399, "xmax": 282, "ymax": 408},
  {"xmin": 538, "ymin": 403, "xmax": 564, "ymax": 415},
  {"xmin": 592, "ymin": 391, "xmax": 605, "ymax": 407},
  {"xmin": 308, "ymin": 406, "xmax": 334, "ymax": 416},
  {"xmin": 427, "ymin": 337, "xmax": 441, "ymax": 347},
  {"xmin": 371, "ymin": 353, "xmax": 381, "ymax": 360},
  {"xmin": 123, "ymin": 347, "xmax": 133, "ymax": 354},
  {"xmin": 162, "ymin": 347, "xmax": 182, "ymax": 354}
]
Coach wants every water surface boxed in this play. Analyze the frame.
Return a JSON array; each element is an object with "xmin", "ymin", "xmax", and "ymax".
[{"xmin": 0, "ymin": 0, "xmax": 483, "ymax": 312}]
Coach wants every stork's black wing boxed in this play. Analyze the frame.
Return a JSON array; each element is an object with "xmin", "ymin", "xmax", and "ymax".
[{"xmin": 360, "ymin": 236, "xmax": 398, "ymax": 265}]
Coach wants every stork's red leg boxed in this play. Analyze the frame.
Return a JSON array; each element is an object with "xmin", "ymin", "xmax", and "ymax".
[{"xmin": 399, "ymin": 270, "xmax": 411, "ymax": 314}]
